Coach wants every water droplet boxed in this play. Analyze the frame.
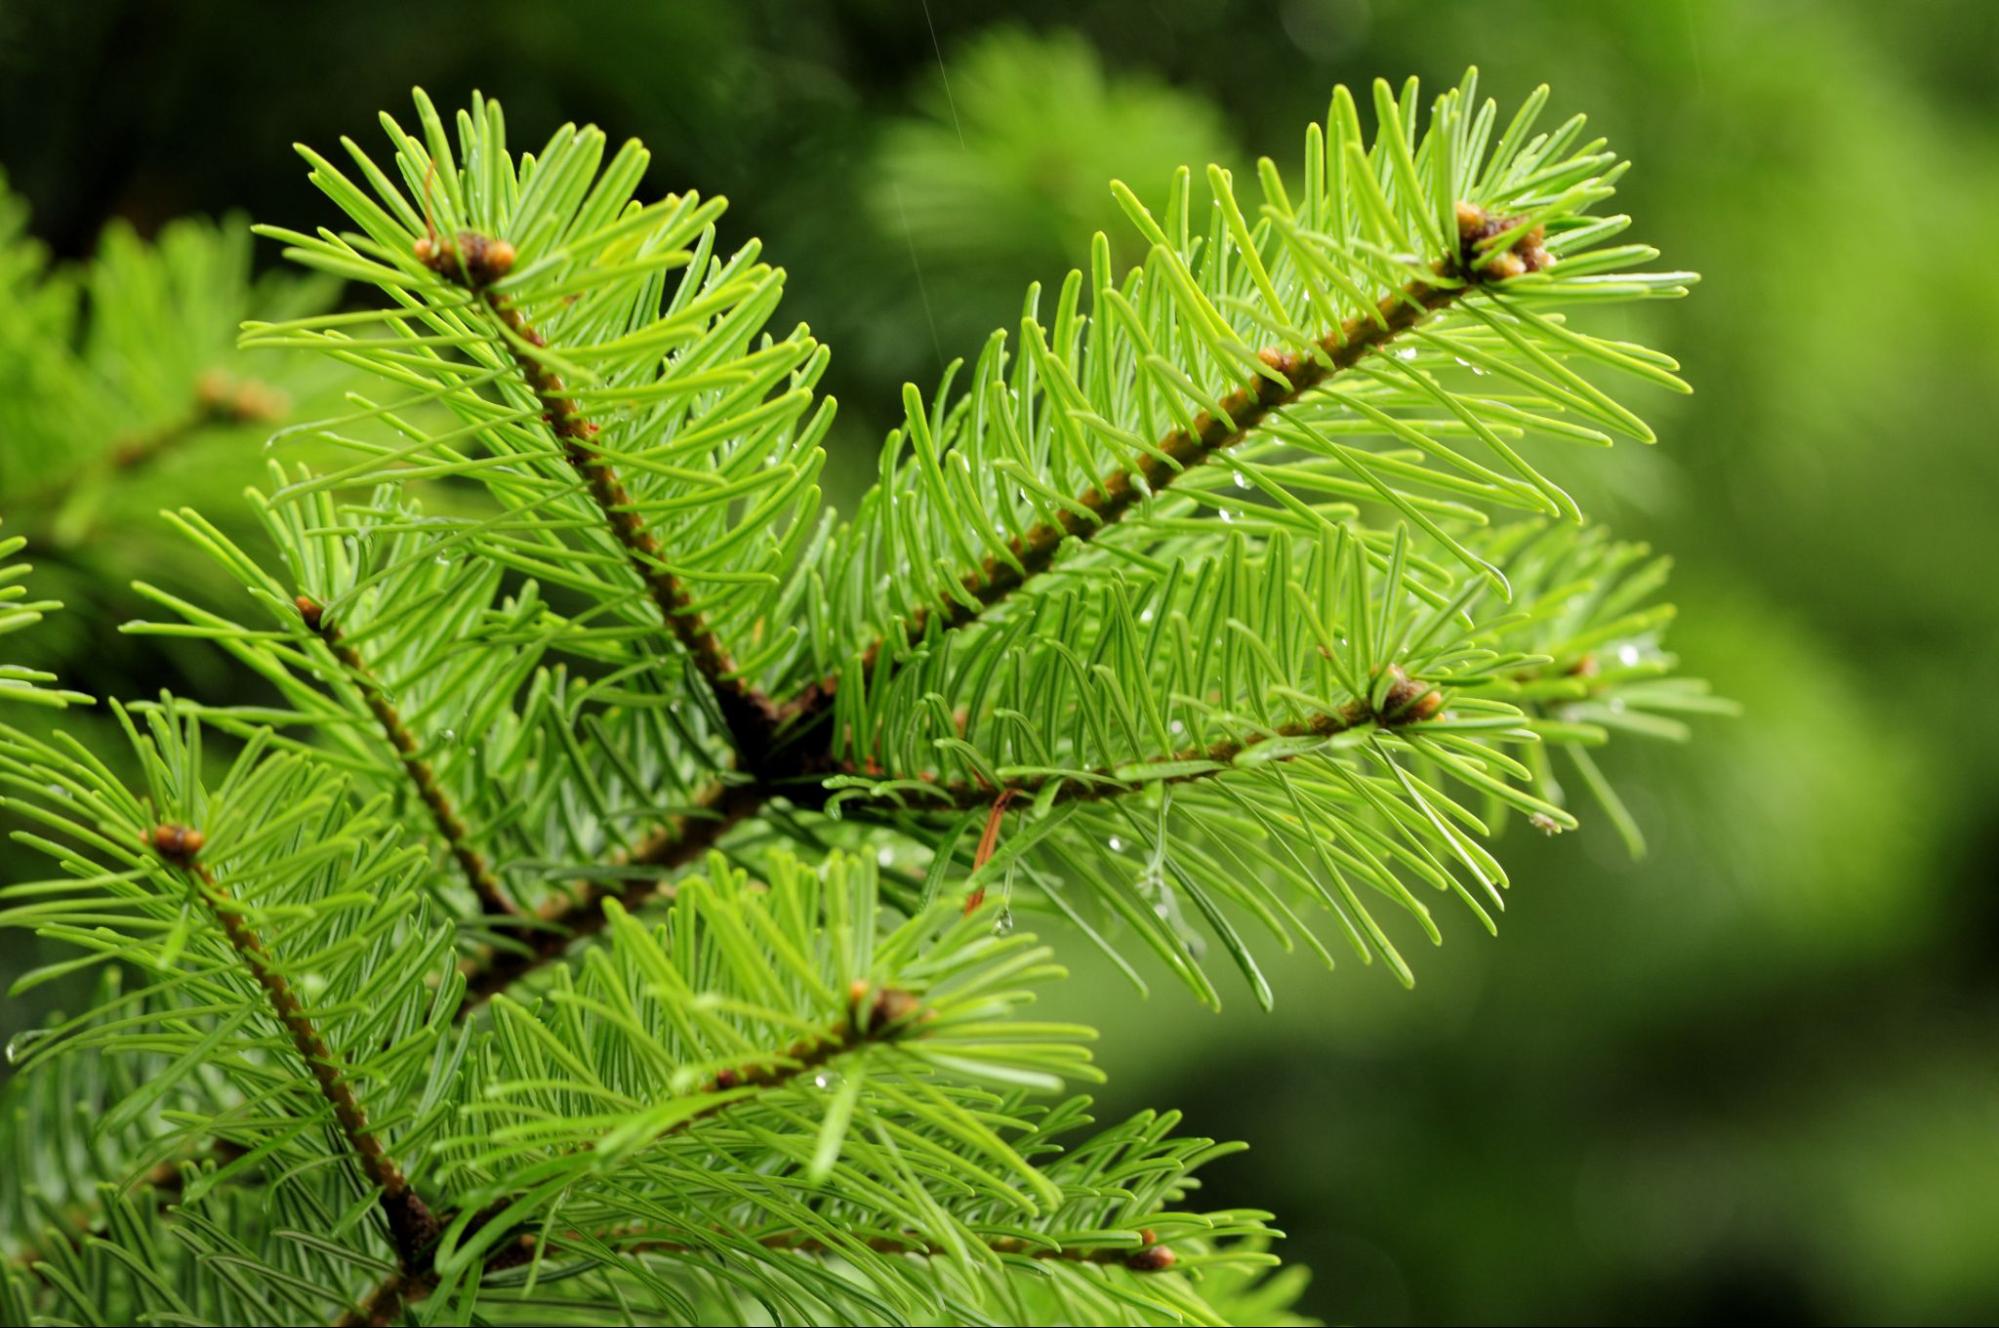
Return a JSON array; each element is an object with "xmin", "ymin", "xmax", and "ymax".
[
  {"xmin": 1608, "ymin": 697, "xmax": 1627, "ymax": 713},
  {"xmin": 992, "ymin": 906, "xmax": 1014, "ymax": 937},
  {"xmin": 44, "ymin": 783, "xmax": 70, "ymax": 800},
  {"xmin": 1107, "ymin": 836, "xmax": 1124, "ymax": 852},
  {"xmin": 813, "ymin": 1070, "xmax": 841, "ymax": 1091},
  {"xmin": 1169, "ymin": 720, "xmax": 1184, "ymax": 735},
  {"xmin": 1232, "ymin": 470, "xmax": 1249, "ymax": 490},
  {"xmin": 438, "ymin": 729, "xmax": 457, "ymax": 745},
  {"xmin": 1139, "ymin": 607, "xmax": 1155, "ymax": 624},
  {"xmin": 876, "ymin": 847, "xmax": 895, "ymax": 867},
  {"xmin": 1617, "ymin": 644, "xmax": 1641, "ymax": 666},
  {"xmin": 6, "ymin": 1029, "xmax": 48, "ymax": 1065},
  {"xmin": 1219, "ymin": 509, "xmax": 1234, "ymax": 524},
  {"xmin": 1395, "ymin": 347, "xmax": 1418, "ymax": 361}
]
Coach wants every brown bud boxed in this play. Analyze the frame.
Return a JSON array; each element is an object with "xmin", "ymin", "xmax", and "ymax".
[
  {"xmin": 1380, "ymin": 667, "xmax": 1444, "ymax": 725},
  {"xmin": 1515, "ymin": 224, "xmax": 1552, "ymax": 274},
  {"xmin": 294, "ymin": 595, "xmax": 323, "ymax": 629},
  {"xmin": 1126, "ymin": 1244, "xmax": 1177, "ymax": 1272},
  {"xmin": 143, "ymin": 823, "xmax": 205, "ymax": 862},
  {"xmin": 455, "ymin": 231, "xmax": 515, "ymax": 286},
  {"xmin": 1454, "ymin": 200, "xmax": 1556, "ymax": 279},
  {"xmin": 1257, "ymin": 346, "xmax": 1299, "ymax": 378},
  {"xmin": 713, "ymin": 1068, "xmax": 740, "ymax": 1090},
  {"xmin": 1565, "ymin": 652, "xmax": 1600, "ymax": 679},
  {"xmin": 867, "ymin": 986, "xmax": 922, "ymax": 1032}
]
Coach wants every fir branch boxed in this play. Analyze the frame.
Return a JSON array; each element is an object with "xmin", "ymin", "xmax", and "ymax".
[
  {"xmin": 416, "ymin": 236, "xmax": 786, "ymax": 767},
  {"xmin": 342, "ymin": 978, "xmax": 932, "ymax": 1322},
  {"xmin": 295, "ymin": 593, "xmax": 519, "ymax": 921},
  {"xmin": 496, "ymin": 1222, "xmax": 1180, "ymax": 1274},
  {"xmin": 867, "ymin": 668, "xmax": 1444, "ymax": 813},
  {"xmin": 110, "ymin": 371, "xmax": 288, "ymax": 469},
  {"xmin": 15, "ymin": 370, "xmax": 288, "ymax": 543},
  {"xmin": 139, "ymin": 823, "xmax": 442, "ymax": 1268},
  {"xmin": 843, "ymin": 270, "xmax": 1467, "ymax": 681},
  {"xmin": 0, "ymin": 78, "xmax": 1708, "ymax": 1326}
]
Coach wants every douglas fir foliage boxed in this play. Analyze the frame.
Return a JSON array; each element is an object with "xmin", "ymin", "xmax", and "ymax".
[{"xmin": 0, "ymin": 73, "xmax": 1723, "ymax": 1325}]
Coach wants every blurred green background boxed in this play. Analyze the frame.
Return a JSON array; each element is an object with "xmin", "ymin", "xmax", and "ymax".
[{"xmin": 2, "ymin": 0, "xmax": 1995, "ymax": 1322}]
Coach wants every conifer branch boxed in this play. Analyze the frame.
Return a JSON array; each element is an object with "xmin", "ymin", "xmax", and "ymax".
[
  {"xmin": 17, "ymin": 371, "xmax": 287, "ymax": 541},
  {"xmin": 844, "ymin": 281, "xmax": 1455, "ymax": 680},
  {"xmin": 417, "ymin": 236, "xmax": 785, "ymax": 767},
  {"xmin": 342, "ymin": 981, "xmax": 931, "ymax": 1322},
  {"xmin": 0, "ymin": 80, "xmax": 1704, "ymax": 1327},
  {"xmin": 111, "ymin": 371, "xmax": 288, "ymax": 469},
  {"xmin": 295, "ymin": 595, "xmax": 519, "ymax": 922},
  {"xmin": 498, "ymin": 1222, "xmax": 1179, "ymax": 1273},
  {"xmin": 879, "ymin": 669, "xmax": 1445, "ymax": 813},
  {"xmin": 835, "ymin": 205, "xmax": 1543, "ymax": 688},
  {"xmin": 140, "ymin": 824, "xmax": 442, "ymax": 1268}
]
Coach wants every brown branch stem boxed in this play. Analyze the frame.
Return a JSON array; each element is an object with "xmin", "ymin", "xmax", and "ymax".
[
  {"xmin": 854, "ymin": 668, "xmax": 1444, "ymax": 815},
  {"xmin": 420, "ymin": 234, "xmax": 783, "ymax": 768},
  {"xmin": 340, "ymin": 982, "xmax": 929, "ymax": 1324},
  {"xmin": 144, "ymin": 828, "xmax": 441, "ymax": 1268},
  {"xmin": 297, "ymin": 596, "xmax": 518, "ymax": 922},
  {"xmin": 454, "ymin": 780, "xmax": 765, "ymax": 1014},
  {"xmin": 501, "ymin": 1222, "xmax": 1176, "ymax": 1274}
]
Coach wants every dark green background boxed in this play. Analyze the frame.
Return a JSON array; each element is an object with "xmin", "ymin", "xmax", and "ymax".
[{"xmin": 2, "ymin": 1, "xmax": 1995, "ymax": 1322}]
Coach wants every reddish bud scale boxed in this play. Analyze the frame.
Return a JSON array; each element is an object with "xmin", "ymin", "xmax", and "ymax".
[
  {"xmin": 1454, "ymin": 200, "xmax": 1553, "ymax": 279},
  {"xmin": 143, "ymin": 823, "xmax": 205, "ymax": 862},
  {"xmin": 414, "ymin": 230, "xmax": 516, "ymax": 287},
  {"xmin": 1380, "ymin": 667, "xmax": 1445, "ymax": 725}
]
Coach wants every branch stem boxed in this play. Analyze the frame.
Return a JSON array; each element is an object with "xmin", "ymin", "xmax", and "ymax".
[
  {"xmin": 500, "ymin": 1223, "xmax": 1177, "ymax": 1273},
  {"xmin": 300, "ymin": 598, "xmax": 518, "ymax": 921},
  {"xmin": 847, "ymin": 669, "xmax": 1442, "ymax": 813},
  {"xmin": 454, "ymin": 780, "xmax": 765, "ymax": 1013},
  {"xmin": 430, "ymin": 240, "xmax": 783, "ymax": 766},
  {"xmin": 342, "ymin": 984, "xmax": 927, "ymax": 1322},
  {"xmin": 151, "ymin": 834, "xmax": 440, "ymax": 1267}
]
